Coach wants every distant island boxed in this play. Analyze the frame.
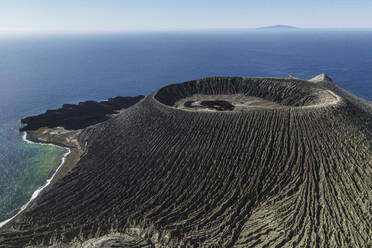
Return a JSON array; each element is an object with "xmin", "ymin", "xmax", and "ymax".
[{"xmin": 258, "ymin": 25, "xmax": 299, "ymax": 29}]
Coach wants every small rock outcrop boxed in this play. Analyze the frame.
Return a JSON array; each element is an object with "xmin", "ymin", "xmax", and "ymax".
[{"xmin": 308, "ymin": 73, "xmax": 334, "ymax": 83}]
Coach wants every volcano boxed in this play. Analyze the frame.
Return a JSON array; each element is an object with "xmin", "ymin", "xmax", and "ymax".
[{"xmin": 0, "ymin": 75, "xmax": 371, "ymax": 247}]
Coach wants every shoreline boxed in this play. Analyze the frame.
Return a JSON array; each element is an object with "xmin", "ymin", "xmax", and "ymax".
[{"xmin": 0, "ymin": 131, "xmax": 80, "ymax": 229}]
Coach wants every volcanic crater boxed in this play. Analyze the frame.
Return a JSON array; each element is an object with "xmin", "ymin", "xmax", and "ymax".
[
  {"xmin": 0, "ymin": 76, "xmax": 371, "ymax": 248},
  {"xmin": 155, "ymin": 77, "xmax": 341, "ymax": 112}
]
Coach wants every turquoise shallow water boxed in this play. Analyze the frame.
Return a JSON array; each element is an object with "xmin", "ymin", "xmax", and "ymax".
[
  {"xmin": 0, "ymin": 30, "xmax": 371, "ymax": 222},
  {"xmin": 0, "ymin": 123, "xmax": 67, "ymax": 221}
]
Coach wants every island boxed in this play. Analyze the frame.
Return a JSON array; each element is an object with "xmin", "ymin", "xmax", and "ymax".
[
  {"xmin": 0, "ymin": 75, "xmax": 371, "ymax": 248},
  {"xmin": 258, "ymin": 25, "xmax": 299, "ymax": 29}
]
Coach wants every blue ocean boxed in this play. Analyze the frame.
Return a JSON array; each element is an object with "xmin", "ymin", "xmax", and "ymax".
[{"xmin": 0, "ymin": 30, "xmax": 371, "ymax": 222}]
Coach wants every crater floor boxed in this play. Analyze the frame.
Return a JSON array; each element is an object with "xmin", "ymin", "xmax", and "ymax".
[{"xmin": 175, "ymin": 94, "xmax": 284, "ymax": 112}]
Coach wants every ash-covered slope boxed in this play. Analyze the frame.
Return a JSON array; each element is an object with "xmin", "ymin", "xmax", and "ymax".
[{"xmin": 1, "ymin": 77, "xmax": 371, "ymax": 247}]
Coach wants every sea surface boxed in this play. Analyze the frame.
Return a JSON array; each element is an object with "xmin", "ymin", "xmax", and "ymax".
[{"xmin": 0, "ymin": 29, "xmax": 371, "ymax": 222}]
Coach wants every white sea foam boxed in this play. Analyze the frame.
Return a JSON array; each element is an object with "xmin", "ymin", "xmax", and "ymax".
[{"xmin": 0, "ymin": 132, "xmax": 71, "ymax": 228}]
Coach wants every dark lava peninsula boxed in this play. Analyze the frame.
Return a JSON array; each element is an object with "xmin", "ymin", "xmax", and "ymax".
[
  {"xmin": 20, "ymin": 96, "xmax": 144, "ymax": 131},
  {"xmin": 0, "ymin": 75, "xmax": 371, "ymax": 247}
]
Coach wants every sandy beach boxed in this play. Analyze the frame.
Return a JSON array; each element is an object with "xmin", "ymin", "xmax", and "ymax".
[{"xmin": 0, "ymin": 129, "xmax": 82, "ymax": 229}]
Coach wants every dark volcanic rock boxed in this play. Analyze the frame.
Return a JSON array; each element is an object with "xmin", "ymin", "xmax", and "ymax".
[
  {"xmin": 183, "ymin": 100, "xmax": 235, "ymax": 111},
  {"xmin": 200, "ymin": 100, "xmax": 234, "ymax": 111},
  {"xmin": 20, "ymin": 96, "xmax": 145, "ymax": 131},
  {"xmin": 184, "ymin": 100, "xmax": 195, "ymax": 108},
  {"xmin": 1, "ymin": 77, "xmax": 371, "ymax": 247}
]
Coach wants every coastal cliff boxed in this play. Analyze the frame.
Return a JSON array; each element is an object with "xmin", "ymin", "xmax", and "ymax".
[{"xmin": 0, "ymin": 76, "xmax": 371, "ymax": 247}]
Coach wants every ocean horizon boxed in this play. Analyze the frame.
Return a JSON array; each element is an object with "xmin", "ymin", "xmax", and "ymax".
[{"xmin": 0, "ymin": 29, "xmax": 371, "ymax": 222}]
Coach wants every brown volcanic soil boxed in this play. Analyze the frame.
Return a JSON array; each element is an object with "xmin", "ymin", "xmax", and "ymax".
[{"xmin": 0, "ymin": 76, "xmax": 371, "ymax": 247}]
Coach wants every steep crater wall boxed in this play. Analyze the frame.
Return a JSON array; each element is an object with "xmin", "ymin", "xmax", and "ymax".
[{"xmin": 154, "ymin": 77, "xmax": 339, "ymax": 111}]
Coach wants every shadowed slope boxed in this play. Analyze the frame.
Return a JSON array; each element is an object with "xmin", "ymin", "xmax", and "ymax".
[{"xmin": 0, "ymin": 77, "xmax": 370, "ymax": 247}]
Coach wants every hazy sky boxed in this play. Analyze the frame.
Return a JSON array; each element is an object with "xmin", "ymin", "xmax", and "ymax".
[{"xmin": 1, "ymin": 0, "xmax": 372, "ymax": 33}]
